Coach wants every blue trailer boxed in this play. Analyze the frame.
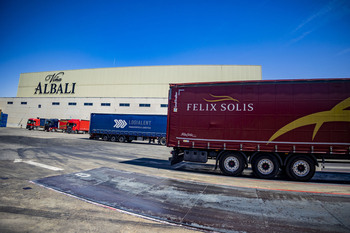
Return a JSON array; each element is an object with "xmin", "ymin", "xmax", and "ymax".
[
  {"xmin": 45, "ymin": 119, "xmax": 59, "ymax": 131},
  {"xmin": 89, "ymin": 113, "xmax": 167, "ymax": 145},
  {"xmin": 0, "ymin": 112, "xmax": 8, "ymax": 127},
  {"xmin": 39, "ymin": 118, "xmax": 47, "ymax": 130}
]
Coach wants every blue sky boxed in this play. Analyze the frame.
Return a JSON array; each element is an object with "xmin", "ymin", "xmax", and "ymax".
[{"xmin": 1, "ymin": 0, "xmax": 350, "ymax": 97}]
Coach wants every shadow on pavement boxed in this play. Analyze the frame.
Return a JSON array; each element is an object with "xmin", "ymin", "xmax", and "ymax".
[
  {"xmin": 120, "ymin": 158, "xmax": 350, "ymax": 185},
  {"xmin": 33, "ymin": 167, "xmax": 350, "ymax": 233}
]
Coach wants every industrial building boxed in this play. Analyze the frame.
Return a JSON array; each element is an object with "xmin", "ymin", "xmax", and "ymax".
[{"xmin": 0, "ymin": 65, "xmax": 262, "ymax": 127}]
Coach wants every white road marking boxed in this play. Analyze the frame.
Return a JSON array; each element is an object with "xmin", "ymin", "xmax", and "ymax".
[
  {"xmin": 113, "ymin": 157, "xmax": 131, "ymax": 161},
  {"xmin": 75, "ymin": 173, "xmax": 91, "ymax": 178},
  {"xmin": 14, "ymin": 159, "xmax": 63, "ymax": 171}
]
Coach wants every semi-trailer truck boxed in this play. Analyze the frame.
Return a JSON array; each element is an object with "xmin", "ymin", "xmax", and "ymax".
[
  {"xmin": 26, "ymin": 118, "xmax": 40, "ymax": 130},
  {"xmin": 167, "ymin": 78, "xmax": 350, "ymax": 181},
  {"xmin": 39, "ymin": 118, "xmax": 48, "ymax": 130},
  {"xmin": 66, "ymin": 119, "xmax": 90, "ymax": 134},
  {"xmin": 44, "ymin": 119, "xmax": 59, "ymax": 132},
  {"xmin": 58, "ymin": 119, "xmax": 69, "ymax": 132},
  {"xmin": 89, "ymin": 113, "xmax": 167, "ymax": 145}
]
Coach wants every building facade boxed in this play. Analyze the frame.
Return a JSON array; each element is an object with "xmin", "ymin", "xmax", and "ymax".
[{"xmin": 0, "ymin": 65, "xmax": 262, "ymax": 127}]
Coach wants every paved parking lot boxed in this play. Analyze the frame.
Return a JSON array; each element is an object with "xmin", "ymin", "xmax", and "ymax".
[{"xmin": 1, "ymin": 128, "xmax": 350, "ymax": 232}]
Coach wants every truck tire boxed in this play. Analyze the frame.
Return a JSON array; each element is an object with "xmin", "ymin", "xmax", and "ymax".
[
  {"xmin": 286, "ymin": 155, "xmax": 315, "ymax": 181},
  {"xmin": 102, "ymin": 135, "xmax": 109, "ymax": 141},
  {"xmin": 252, "ymin": 153, "xmax": 280, "ymax": 179},
  {"xmin": 118, "ymin": 135, "xmax": 126, "ymax": 142},
  {"xmin": 110, "ymin": 135, "xmax": 117, "ymax": 142},
  {"xmin": 159, "ymin": 137, "xmax": 166, "ymax": 146},
  {"xmin": 219, "ymin": 152, "xmax": 245, "ymax": 176}
]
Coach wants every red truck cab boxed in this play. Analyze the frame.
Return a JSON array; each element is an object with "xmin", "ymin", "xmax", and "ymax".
[
  {"xmin": 26, "ymin": 118, "xmax": 40, "ymax": 130},
  {"xmin": 67, "ymin": 119, "xmax": 90, "ymax": 134}
]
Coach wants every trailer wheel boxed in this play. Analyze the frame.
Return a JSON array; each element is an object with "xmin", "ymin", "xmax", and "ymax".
[
  {"xmin": 110, "ymin": 135, "xmax": 117, "ymax": 142},
  {"xmin": 219, "ymin": 152, "xmax": 245, "ymax": 176},
  {"xmin": 102, "ymin": 135, "xmax": 109, "ymax": 141},
  {"xmin": 286, "ymin": 155, "xmax": 315, "ymax": 181},
  {"xmin": 252, "ymin": 153, "xmax": 280, "ymax": 179},
  {"xmin": 159, "ymin": 137, "xmax": 166, "ymax": 146},
  {"xmin": 118, "ymin": 135, "xmax": 126, "ymax": 142}
]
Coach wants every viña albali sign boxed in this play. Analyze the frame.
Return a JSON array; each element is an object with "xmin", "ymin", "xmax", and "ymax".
[{"xmin": 34, "ymin": 72, "xmax": 76, "ymax": 95}]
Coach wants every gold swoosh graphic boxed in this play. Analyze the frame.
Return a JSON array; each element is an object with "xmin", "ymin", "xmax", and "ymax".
[
  {"xmin": 268, "ymin": 97, "xmax": 350, "ymax": 143},
  {"xmin": 204, "ymin": 94, "xmax": 240, "ymax": 103}
]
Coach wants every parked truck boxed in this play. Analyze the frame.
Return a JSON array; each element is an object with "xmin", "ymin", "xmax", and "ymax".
[
  {"xmin": 58, "ymin": 119, "xmax": 69, "ymax": 132},
  {"xmin": 44, "ymin": 119, "xmax": 59, "ymax": 132},
  {"xmin": 26, "ymin": 118, "xmax": 40, "ymax": 130},
  {"xmin": 89, "ymin": 113, "xmax": 167, "ymax": 145},
  {"xmin": 39, "ymin": 118, "xmax": 47, "ymax": 130},
  {"xmin": 167, "ymin": 78, "xmax": 350, "ymax": 181},
  {"xmin": 67, "ymin": 119, "xmax": 90, "ymax": 134}
]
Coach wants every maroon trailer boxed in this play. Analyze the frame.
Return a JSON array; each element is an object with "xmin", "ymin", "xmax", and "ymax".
[{"xmin": 167, "ymin": 78, "xmax": 350, "ymax": 181}]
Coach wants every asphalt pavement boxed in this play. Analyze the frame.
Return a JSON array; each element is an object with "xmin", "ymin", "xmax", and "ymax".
[{"xmin": 1, "ymin": 128, "xmax": 350, "ymax": 233}]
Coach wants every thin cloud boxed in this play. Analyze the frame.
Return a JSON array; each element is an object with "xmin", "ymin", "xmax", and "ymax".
[
  {"xmin": 336, "ymin": 48, "xmax": 350, "ymax": 56},
  {"xmin": 287, "ymin": 31, "xmax": 312, "ymax": 46},
  {"xmin": 292, "ymin": 0, "xmax": 336, "ymax": 34},
  {"xmin": 289, "ymin": 0, "xmax": 350, "ymax": 45}
]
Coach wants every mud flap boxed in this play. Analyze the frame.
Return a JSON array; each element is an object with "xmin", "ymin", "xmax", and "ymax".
[{"xmin": 169, "ymin": 150, "xmax": 184, "ymax": 165}]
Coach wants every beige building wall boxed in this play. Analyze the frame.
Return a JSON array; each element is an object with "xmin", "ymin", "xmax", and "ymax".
[
  {"xmin": 17, "ymin": 65, "xmax": 262, "ymax": 98},
  {"xmin": 0, "ymin": 97, "xmax": 168, "ymax": 127},
  {"xmin": 1, "ymin": 65, "xmax": 262, "ymax": 127}
]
